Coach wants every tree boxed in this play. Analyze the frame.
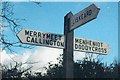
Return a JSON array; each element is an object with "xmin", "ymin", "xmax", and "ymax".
[
  {"xmin": 0, "ymin": 2, "xmax": 41, "ymax": 79},
  {"xmin": 0, "ymin": 2, "xmax": 41, "ymax": 53},
  {"xmin": 45, "ymin": 54, "xmax": 64, "ymax": 78},
  {"xmin": 1, "ymin": 62, "xmax": 32, "ymax": 78},
  {"xmin": 43, "ymin": 53, "xmax": 120, "ymax": 79},
  {"xmin": 0, "ymin": 2, "xmax": 33, "ymax": 54}
]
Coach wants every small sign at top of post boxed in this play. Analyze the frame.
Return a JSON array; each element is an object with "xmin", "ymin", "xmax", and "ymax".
[{"xmin": 70, "ymin": 4, "xmax": 100, "ymax": 31}]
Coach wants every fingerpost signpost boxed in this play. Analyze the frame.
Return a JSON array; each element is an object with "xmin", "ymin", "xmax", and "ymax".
[
  {"xmin": 63, "ymin": 4, "xmax": 100, "ymax": 79},
  {"xmin": 17, "ymin": 4, "xmax": 110, "ymax": 79}
]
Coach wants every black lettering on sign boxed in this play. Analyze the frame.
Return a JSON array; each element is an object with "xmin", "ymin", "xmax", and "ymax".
[
  {"xmin": 88, "ymin": 9, "xmax": 92, "ymax": 15},
  {"xmin": 33, "ymin": 31, "xmax": 37, "ymax": 37},
  {"xmin": 92, "ymin": 42, "xmax": 96, "ymax": 46},
  {"xmin": 58, "ymin": 35, "xmax": 62, "ymax": 41},
  {"xmin": 75, "ymin": 44, "xmax": 78, "ymax": 49},
  {"xmin": 51, "ymin": 34, "xmax": 54, "ymax": 40},
  {"xmin": 82, "ymin": 40, "xmax": 87, "ymax": 45},
  {"xmin": 35, "ymin": 38, "xmax": 38, "ymax": 43},
  {"xmin": 100, "ymin": 42, "xmax": 103, "ymax": 47},
  {"xmin": 89, "ymin": 40, "xmax": 92, "ymax": 46},
  {"xmin": 46, "ymin": 34, "xmax": 51, "ymax": 39},
  {"xmin": 26, "ymin": 37, "xmax": 30, "ymax": 42},
  {"xmin": 78, "ymin": 16, "xmax": 81, "ymax": 20},
  {"xmin": 42, "ymin": 33, "xmax": 46, "ymax": 39},
  {"xmin": 46, "ymin": 39, "xmax": 50, "ymax": 45},
  {"xmin": 61, "ymin": 42, "xmax": 64, "ymax": 47},
  {"xmin": 39, "ymin": 38, "xmax": 42, "ymax": 44},
  {"xmin": 42, "ymin": 39, "xmax": 46, "ymax": 45},
  {"xmin": 38, "ymin": 32, "xmax": 41, "ymax": 37},
  {"xmin": 53, "ymin": 41, "xmax": 56, "ymax": 46},
  {"xmin": 85, "ymin": 46, "xmax": 88, "ymax": 50},
  {"xmin": 87, "ymin": 10, "xmax": 89, "ymax": 15},
  {"xmin": 54, "ymin": 35, "xmax": 58, "ymax": 40},
  {"xmin": 31, "ymin": 37, "xmax": 34, "ymax": 43},
  {"xmin": 25, "ymin": 30, "xmax": 29, "ymax": 36},
  {"xmin": 57, "ymin": 41, "xmax": 60, "ymax": 46},
  {"xmin": 72, "ymin": 9, "xmax": 92, "ymax": 27},
  {"xmin": 98, "ymin": 48, "xmax": 102, "ymax": 53},
  {"xmin": 30, "ymin": 31, "xmax": 33, "ymax": 37},
  {"xmin": 81, "ymin": 14, "xmax": 84, "ymax": 19},
  {"xmin": 75, "ymin": 17, "xmax": 79, "ymax": 23},
  {"xmin": 88, "ymin": 46, "xmax": 92, "ymax": 51},
  {"xmin": 75, "ymin": 38, "xmax": 79, "ymax": 43},
  {"xmin": 81, "ymin": 45, "xmax": 85, "ymax": 50},
  {"xmin": 79, "ymin": 39, "xmax": 83, "ymax": 44},
  {"xmin": 104, "ymin": 48, "xmax": 107, "ymax": 53},
  {"xmin": 50, "ymin": 40, "xmax": 53, "ymax": 45},
  {"xmin": 95, "ymin": 47, "xmax": 98, "ymax": 51}
]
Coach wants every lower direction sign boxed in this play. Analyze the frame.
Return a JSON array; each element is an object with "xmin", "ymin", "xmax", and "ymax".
[
  {"xmin": 17, "ymin": 29, "xmax": 64, "ymax": 49},
  {"xmin": 74, "ymin": 37, "xmax": 109, "ymax": 54},
  {"xmin": 17, "ymin": 29, "xmax": 110, "ymax": 54}
]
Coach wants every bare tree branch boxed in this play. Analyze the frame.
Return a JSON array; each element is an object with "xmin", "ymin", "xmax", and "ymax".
[{"xmin": 1, "ymin": 2, "xmax": 34, "ymax": 54}]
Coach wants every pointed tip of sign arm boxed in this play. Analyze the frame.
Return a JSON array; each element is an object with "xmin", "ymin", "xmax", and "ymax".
[
  {"xmin": 16, "ymin": 29, "xmax": 24, "ymax": 43},
  {"xmin": 16, "ymin": 34, "xmax": 23, "ymax": 44},
  {"xmin": 16, "ymin": 30, "xmax": 21, "ymax": 40},
  {"xmin": 93, "ymin": 7, "xmax": 100, "ymax": 20},
  {"xmin": 16, "ymin": 36, "xmax": 22, "ymax": 44},
  {"xmin": 94, "ymin": 4, "xmax": 100, "ymax": 19},
  {"xmin": 92, "ymin": 3, "xmax": 100, "ymax": 16}
]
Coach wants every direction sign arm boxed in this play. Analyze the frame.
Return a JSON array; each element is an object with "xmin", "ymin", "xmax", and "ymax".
[{"xmin": 70, "ymin": 4, "xmax": 100, "ymax": 31}]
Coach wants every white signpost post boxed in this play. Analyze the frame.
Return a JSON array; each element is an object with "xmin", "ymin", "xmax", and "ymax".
[{"xmin": 17, "ymin": 4, "xmax": 110, "ymax": 79}]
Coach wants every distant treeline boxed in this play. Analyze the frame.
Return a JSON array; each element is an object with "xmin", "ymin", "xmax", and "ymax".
[{"xmin": 1, "ymin": 56, "xmax": 120, "ymax": 80}]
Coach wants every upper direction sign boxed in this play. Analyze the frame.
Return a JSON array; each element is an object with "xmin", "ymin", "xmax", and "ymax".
[
  {"xmin": 70, "ymin": 4, "xmax": 100, "ymax": 31},
  {"xmin": 17, "ymin": 29, "xmax": 64, "ymax": 49}
]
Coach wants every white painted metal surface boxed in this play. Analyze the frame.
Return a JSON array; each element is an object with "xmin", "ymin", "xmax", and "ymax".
[
  {"xmin": 17, "ymin": 29, "xmax": 64, "ymax": 49},
  {"xmin": 74, "ymin": 37, "xmax": 109, "ymax": 54},
  {"xmin": 17, "ymin": 29, "xmax": 109, "ymax": 54}
]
